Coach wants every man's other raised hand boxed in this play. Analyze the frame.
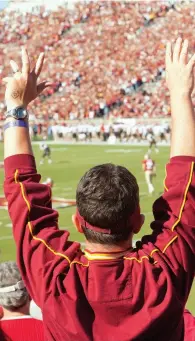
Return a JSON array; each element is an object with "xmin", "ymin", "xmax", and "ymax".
[
  {"xmin": 167, "ymin": 38, "xmax": 195, "ymax": 158},
  {"xmin": 166, "ymin": 37, "xmax": 195, "ymax": 97}
]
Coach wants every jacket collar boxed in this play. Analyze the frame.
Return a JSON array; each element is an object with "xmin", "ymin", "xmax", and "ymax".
[{"xmin": 84, "ymin": 248, "xmax": 132, "ymax": 260}]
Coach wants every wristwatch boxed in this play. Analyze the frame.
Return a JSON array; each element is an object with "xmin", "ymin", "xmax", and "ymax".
[{"xmin": 5, "ymin": 106, "xmax": 28, "ymax": 120}]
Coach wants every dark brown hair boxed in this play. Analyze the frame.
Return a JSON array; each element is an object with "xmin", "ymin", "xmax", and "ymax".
[{"xmin": 76, "ymin": 163, "xmax": 139, "ymax": 245}]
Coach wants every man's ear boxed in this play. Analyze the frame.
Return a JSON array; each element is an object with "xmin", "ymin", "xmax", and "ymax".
[
  {"xmin": 133, "ymin": 214, "xmax": 145, "ymax": 234},
  {"xmin": 72, "ymin": 214, "xmax": 83, "ymax": 234}
]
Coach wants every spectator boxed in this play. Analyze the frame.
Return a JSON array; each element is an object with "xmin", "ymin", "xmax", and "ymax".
[
  {"xmin": 0, "ymin": 262, "xmax": 45, "ymax": 341},
  {"xmin": 2, "ymin": 39, "xmax": 195, "ymax": 341}
]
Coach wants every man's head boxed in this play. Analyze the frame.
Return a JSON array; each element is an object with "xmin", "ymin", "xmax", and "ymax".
[
  {"xmin": 0, "ymin": 261, "xmax": 29, "ymax": 311},
  {"xmin": 73, "ymin": 164, "xmax": 144, "ymax": 246}
]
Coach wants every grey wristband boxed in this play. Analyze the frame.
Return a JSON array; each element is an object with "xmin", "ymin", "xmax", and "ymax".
[{"xmin": 4, "ymin": 120, "xmax": 28, "ymax": 131}]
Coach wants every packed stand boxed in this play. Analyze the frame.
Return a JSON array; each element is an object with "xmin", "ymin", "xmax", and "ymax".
[{"xmin": 0, "ymin": 1, "xmax": 195, "ymax": 121}]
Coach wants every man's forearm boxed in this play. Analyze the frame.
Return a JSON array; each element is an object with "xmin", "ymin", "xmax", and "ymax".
[
  {"xmin": 4, "ymin": 121, "xmax": 33, "ymax": 159},
  {"xmin": 170, "ymin": 94, "xmax": 195, "ymax": 158},
  {"xmin": 3, "ymin": 49, "xmax": 49, "ymax": 160}
]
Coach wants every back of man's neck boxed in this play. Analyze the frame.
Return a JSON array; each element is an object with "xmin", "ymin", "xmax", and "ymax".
[{"xmin": 85, "ymin": 240, "xmax": 132, "ymax": 253}]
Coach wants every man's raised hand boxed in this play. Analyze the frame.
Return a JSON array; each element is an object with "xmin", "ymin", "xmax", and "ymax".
[
  {"xmin": 166, "ymin": 37, "xmax": 195, "ymax": 97},
  {"xmin": 3, "ymin": 47, "xmax": 52, "ymax": 110}
]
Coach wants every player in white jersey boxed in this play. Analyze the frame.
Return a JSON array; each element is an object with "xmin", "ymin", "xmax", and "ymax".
[
  {"xmin": 142, "ymin": 154, "xmax": 156, "ymax": 194},
  {"xmin": 40, "ymin": 142, "xmax": 52, "ymax": 165}
]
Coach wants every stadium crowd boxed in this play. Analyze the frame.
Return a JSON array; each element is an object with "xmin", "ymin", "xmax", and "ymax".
[{"xmin": 0, "ymin": 0, "xmax": 195, "ymax": 121}]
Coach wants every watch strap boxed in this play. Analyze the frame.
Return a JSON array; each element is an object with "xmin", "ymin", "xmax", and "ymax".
[{"xmin": 4, "ymin": 120, "xmax": 28, "ymax": 131}]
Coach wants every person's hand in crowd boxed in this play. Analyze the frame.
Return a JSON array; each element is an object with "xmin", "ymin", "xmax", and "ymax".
[
  {"xmin": 166, "ymin": 37, "xmax": 195, "ymax": 97},
  {"xmin": 3, "ymin": 47, "xmax": 52, "ymax": 110}
]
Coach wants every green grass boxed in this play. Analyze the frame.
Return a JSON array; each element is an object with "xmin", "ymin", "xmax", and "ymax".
[{"xmin": 0, "ymin": 143, "xmax": 194, "ymax": 313}]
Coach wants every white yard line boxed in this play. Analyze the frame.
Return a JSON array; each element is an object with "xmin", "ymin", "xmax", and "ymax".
[
  {"xmin": 5, "ymin": 223, "xmax": 12, "ymax": 228},
  {"xmin": 105, "ymin": 149, "xmax": 143, "ymax": 153},
  {"xmin": 0, "ymin": 236, "xmax": 13, "ymax": 241},
  {"xmin": 51, "ymin": 148, "xmax": 68, "ymax": 151}
]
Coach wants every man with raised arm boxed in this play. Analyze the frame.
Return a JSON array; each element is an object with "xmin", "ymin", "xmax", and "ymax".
[{"xmin": 3, "ymin": 39, "xmax": 195, "ymax": 341}]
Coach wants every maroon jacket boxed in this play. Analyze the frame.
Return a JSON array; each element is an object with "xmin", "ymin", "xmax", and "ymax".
[{"xmin": 4, "ymin": 154, "xmax": 195, "ymax": 341}]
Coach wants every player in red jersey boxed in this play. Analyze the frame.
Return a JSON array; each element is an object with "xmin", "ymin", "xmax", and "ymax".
[
  {"xmin": 3, "ymin": 39, "xmax": 195, "ymax": 341},
  {"xmin": 142, "ymin": 154, "xmax": 156, "ymax": 194}
]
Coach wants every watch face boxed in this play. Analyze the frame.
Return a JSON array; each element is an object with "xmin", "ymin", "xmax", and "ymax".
[{"xmin": 14, "ymin": 107, "xmax": 27, "ymax": 120}]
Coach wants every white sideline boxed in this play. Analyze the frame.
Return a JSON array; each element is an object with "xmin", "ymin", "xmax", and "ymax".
[{"xmin": 33, "ymin": 141, "xmax": 170, "ymax": 147}]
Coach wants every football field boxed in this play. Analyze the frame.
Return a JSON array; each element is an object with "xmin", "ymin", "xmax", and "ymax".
[{"xmin": 0, "ymin": 142, "xmax": 194, "ymax": 313}]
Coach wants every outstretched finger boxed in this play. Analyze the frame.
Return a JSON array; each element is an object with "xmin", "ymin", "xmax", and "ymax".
[
  {"xmin": 34, "ymin": 53, "xmax": 45, "ymax": 78},
  {"xmin": 173, "ymin": 37, "xmax": 182, "ymax": 62},
  {"xmin": 10, "ymin": 60, "xmax": 20, "ymax": 73},
  {"xmin": 37, "ymin": 81, "xmax": 53, "ymax": 95},
  {"xmin": 166, "ymin": 42, "xmax": 172, "ymax": 66},
  {"xmin": 21, "ymin": 47, "xmax": 30, "ymax": 77},
  {"xmin": 188, "ymin": 53, "xmax": 195, "ymax": 72},
  {"xmin": 2, "ymin": 77, "xmax": 12, "ymax": 84},
  {"xmin": 180, "ymin": 39, "xmax": 188, "ymax": 65}
]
